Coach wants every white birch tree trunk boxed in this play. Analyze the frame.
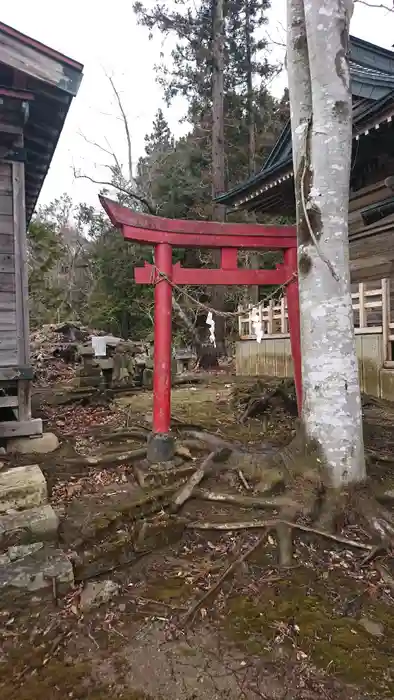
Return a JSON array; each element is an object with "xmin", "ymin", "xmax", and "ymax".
[{"xmin": 287, "ymin": 0, "xmax": 366, "ymax": 488}]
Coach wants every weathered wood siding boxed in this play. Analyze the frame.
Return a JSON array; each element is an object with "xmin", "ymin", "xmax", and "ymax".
[
  {"xmin": 0, "ymin": 162, "xmax": 17, "ymax": 367},
  {"xmin": 349, "ymin": 180, "xmax": 394, "ymax": 280},
  {"xmin": 349, "ymin": 179, "xmax": 394, "ymax": 331},
  {"xmin": 235, "ymin": 334, "xmax": 393, "ymax": 400}
]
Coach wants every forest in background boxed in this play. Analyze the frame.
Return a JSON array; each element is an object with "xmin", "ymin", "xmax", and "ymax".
[{"xmin": 28, "ymin": 0, "xmax": 290, "ymax": 348}]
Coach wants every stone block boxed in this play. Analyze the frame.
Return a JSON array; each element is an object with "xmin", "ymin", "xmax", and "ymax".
[
  {"xmin": 0, "ymin": 504, "xmax": 59, "ymax": 547},
  {"xmin": 0, "ymin": 547, "xmax": 74, "ymax": 598},
  {"xmin": 97, "ymin": 358, "xmax": 114, "ymax": 371},
  {"xmin": 7, "ymin": 432, "xmax": 59, "ymax": 455},
  {"xmin": 147, "ymin": 433, "xmax": 175, "ymax": 463},
  {"xmin": 0, "ymin": 465, "xmax": 47, "ymax": 513},
  {"xmin": 142, "ymin": 368, "xmax": 153, "ymax": 389},
  {"xmin": 79, "ymin": 579, "xmax": 119, "ymax": 611},
  {"xmin": 78, "ymin": 344, "xmax": 95, "ymax": 357},
  {"xmin": 8, "ymin": 542, "xmax": 44, "ymax": 560}
]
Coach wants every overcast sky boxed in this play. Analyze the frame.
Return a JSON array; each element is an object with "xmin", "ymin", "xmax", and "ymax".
[{"xmin": 1, "ymin": 0, "xmax": 393, "ymax": 209}]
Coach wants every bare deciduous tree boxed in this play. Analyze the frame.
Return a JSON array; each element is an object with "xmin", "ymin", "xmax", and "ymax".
[
  {"xmin": 74, "ymin": 72, "xmax": 155, "ymax": 214},
  {"xmin": 287, "ymin": 0, "xmax": 365, "ymax": 487}
]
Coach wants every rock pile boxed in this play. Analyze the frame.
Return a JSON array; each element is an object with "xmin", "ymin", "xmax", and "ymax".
[
  {"xmin": 30, "ymin": 322, "xmax": 90, "ymax": 385},
  {"xmin": 0, "ymin": 464, "xmax": 74, "ymax": 602}
]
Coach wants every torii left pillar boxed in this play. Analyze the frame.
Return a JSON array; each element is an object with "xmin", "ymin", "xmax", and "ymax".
[{"xmin": 100, "ymin": 196, "xmax": 301, "ymax": 463}]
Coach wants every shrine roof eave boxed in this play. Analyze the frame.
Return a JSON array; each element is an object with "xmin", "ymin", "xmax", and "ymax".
[
  {"xmin": 100, "ymin": 196, "xmax": 296, "ymax": 249},
  {"xmin": 219, "ymin": 90, "xmax": 394, "ymax": 213}
]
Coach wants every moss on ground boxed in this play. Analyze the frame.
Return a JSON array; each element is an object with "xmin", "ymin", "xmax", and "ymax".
[
  {"xmin": 0, "ymin": 644, "xmax": 159, "ymax": 700},
  {"xmin": 224, "ymin": 567, "xmax": 394, "ymax": 696},
  {"xmin": 145, "ymin": 575, "xmax": 193, "ymax": 603}
]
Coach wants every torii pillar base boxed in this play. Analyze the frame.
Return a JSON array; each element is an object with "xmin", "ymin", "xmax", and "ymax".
[{"xmin": 147, "ymin": 433, "xmax": 175, "ymax": 463}]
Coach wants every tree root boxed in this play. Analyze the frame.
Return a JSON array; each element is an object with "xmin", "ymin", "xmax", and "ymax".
[
  {"xmin": 64, "ymin": 447, "xmax": 148, "ymax": 467},
  {"xmin": 170, "ymin": 448, "xmax": 232, "ymax": 513},
  {"xmin": 179, "ymin": 430, "xmax": 241, "ymax": 453},
  {"xmin": 193, "ymin": 488, "xmax": 301, "ymax": 512},
  {"xmin": 185, "ymin": 518, "xmax": 373, "ymax": 551},
  {"xmin": 375, "ymin": 563, "xmax": 394, "ymax": 592},
  {"xmin": 365, "ymin": 449, "xmax": 394, "ymax": 464},
  {"xmin": 350, "ymin": 488, "xmax": 394, "ymax": 543},
  {"xmin": 98, "ymin": 428, "xmax": 150, "ymax": 443},
  {"xmin": 361, "ymin": 545, "xmax": 387, "ymax": 566},
  {"xmin": 276, "ymin": 521, "xmax": 294, "ymax": 567},
  {"xmin": 180, "ymin": 528, "xmax": 271, "ymax": 627}
]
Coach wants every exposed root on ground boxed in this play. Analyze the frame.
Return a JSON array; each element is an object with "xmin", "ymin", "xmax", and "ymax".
[
  {"xmin": 167, "ymin": 422, "xmax": 394, "ymax": 622},
  {"xmin": 181, "ymin": 528, "xmax": 271, "ymax": 626}
]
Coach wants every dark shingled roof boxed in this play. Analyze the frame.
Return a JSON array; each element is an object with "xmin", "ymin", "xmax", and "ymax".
[
  {"xmin": 0, "ymin": 22, "xmax": 84, "ymax": 221},
  {"xmin": 218, "ymin": 36, "xmax": 394, "ymax": 210}
]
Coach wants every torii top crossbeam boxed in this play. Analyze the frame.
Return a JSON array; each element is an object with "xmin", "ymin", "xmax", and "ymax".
[
  {"xmin": 100, "ymin": 197, "xmax": 301, "ymax": 463},
  {"xmin": 101, "ymin": 197, "xmax": 296, "ymax": 249}
]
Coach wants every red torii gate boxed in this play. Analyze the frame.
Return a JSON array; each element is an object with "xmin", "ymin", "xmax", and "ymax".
[{"xmin": 100, "ymin": 196, "xmax": 301, "ymax": 462}]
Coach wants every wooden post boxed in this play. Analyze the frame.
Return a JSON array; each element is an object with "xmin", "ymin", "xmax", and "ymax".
[
  {"xmin": 280, "ymin": 297, "xmax": 286, "ymax": 334},
  {"xmin": 382, "ymin": 278, "xmax": 390, "ymax": 363},
  {"xmin": 284, "ymin": 247, "xmax": 302, "ymax": 414},
  {"xmin": 147, "ymin": 241, "xmax": 175, "ymax": 462},
  {"xmin": 12, "ymin": 156, "xmax": 32, "ymax": 423},
  {"xmin": 267, "ymin": 300, "xmax": 273, "ymax": 335},
  {"xmin": 358, "ymin": 282, "xmax": 366, "ymax": 330}
]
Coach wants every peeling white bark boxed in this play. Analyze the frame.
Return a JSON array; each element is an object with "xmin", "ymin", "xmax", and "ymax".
[{"xmin": 287, "ymin": 0, "xmax": 365, "ymax": 487}]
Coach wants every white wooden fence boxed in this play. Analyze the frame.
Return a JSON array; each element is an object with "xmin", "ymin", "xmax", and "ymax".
[{"xmin": 238, "ymin": 278, "xmax": 394, "ymax": 362}]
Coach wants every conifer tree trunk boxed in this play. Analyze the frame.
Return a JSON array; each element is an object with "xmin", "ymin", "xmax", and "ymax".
[
  {"xmin": 287, "ymin": 0, "xmax": 365, "ymax": 487},
  {"xmin": 211, "ymin": 0, "xmax": 226, "ymax": 356},
  {"xmin": 245, "ymin": 0, "xmax": 256, "ymax": 175},
  {"xmin": 245, "ymin": 0, "xmax": 259, "ymax": 306}
]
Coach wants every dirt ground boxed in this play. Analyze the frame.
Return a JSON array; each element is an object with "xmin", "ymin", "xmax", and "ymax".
[{"xmin": 1, "ymin": 374, "xmax": 394, "ymax": 699}]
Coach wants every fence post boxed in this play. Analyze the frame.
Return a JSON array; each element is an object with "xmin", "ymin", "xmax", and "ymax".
[
  {"xmin": 280, "ymin": 297, "xmax": 286, "ymax": 334},
  {"xmin": 267, "ymin": 300, "xmax": 273, "ymax": 335},
  {"xmin": 238, "ymin": 305, "xmax": 242, "ymax": 338},
  {"xmin": 382, "ymin": 278, "xmax": 390, "ymax": 362},
  {"xmin": 359, "ymin": 282, "xmax": 366, "ymax": 330}
]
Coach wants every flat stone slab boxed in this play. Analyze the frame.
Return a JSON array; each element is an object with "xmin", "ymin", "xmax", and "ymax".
[
  {"xmin": 0, "ymin": 546, "xmax": 74, "ymax": 599},
  {"xmin": 7, "ymin": 432, "xmax": 59, "ymax": 455},
  {"xmin": 60, "ymin": 482, "xmax": 177, "ymax": 546},
  {"xmin": 0, "ymin": 465, "xmax": 47, "ymax": 513},
  {"xmin": 0, "ymin": 504, "xmax": 59, "ymax": 547}
]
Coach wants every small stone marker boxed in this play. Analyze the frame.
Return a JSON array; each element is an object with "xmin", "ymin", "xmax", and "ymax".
[
  {"xmin": 359, "ymin": 617, "xmax": 384, "ymax": 637},
  {"xmin": 7, "ymin": 432, "xmax": 59, "ymax": 455},
  {"xmin": 0, "ymin": 505, "xmax": 59, "ymax": 546},
  {"xmin": 0, "ymin": 547, "xmax": 74, "ymax": 596},
  {"xmin": 79, "ymin": 579, "xmax": 120, "ymax": 611},
  {"xmin": 0, "ymin": 465, "xmax": 47, "ymax": 513}
]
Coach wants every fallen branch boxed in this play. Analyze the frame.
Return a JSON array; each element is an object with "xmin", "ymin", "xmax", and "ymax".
[
  {"xmin": 133, "ymin": 464, "xmax": 146, "ymax": 488},
  {"xmin": 173, "ymin": 375, "xmax": 204, "ymax": 387},
  {"xmin": 365, "ymin": 449, "xmax": 394, "ymax": 464},
  {"xmin": 276, "ymin": 521, "xmax": 294, "ymax": 567},
  {"xmin": 238, "ymin": 470, "xmax": 251, "ymax": 491},
  {"xmin": 180, "ymin": 528, "xmax": 271, "ymax": 626},
  {"xmin": 193, "ymin": 488, "xmax": 301, "ymax": 511},
  {"xmin": 186, "ymin": 518, "xmax": 373, "ymax": 551},
  {"xmin": 171, "ymin": 449, "xmax": 232, "ymax": 512},
  {"xmin": 376, "ymin": 562, "xmax": 394, "ymax": 592},
  {"xmin": 360, "ymin": 544, "xmax": 387, "ymax": 566},
  {"xmin": 240, "ymin": 388, "xmax": 277, "ymax": 423}
]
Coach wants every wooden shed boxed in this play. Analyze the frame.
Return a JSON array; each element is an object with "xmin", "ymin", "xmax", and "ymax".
[{"xmin": 0, "ymin": 22, "xmax": 83, "ymax": 437}]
